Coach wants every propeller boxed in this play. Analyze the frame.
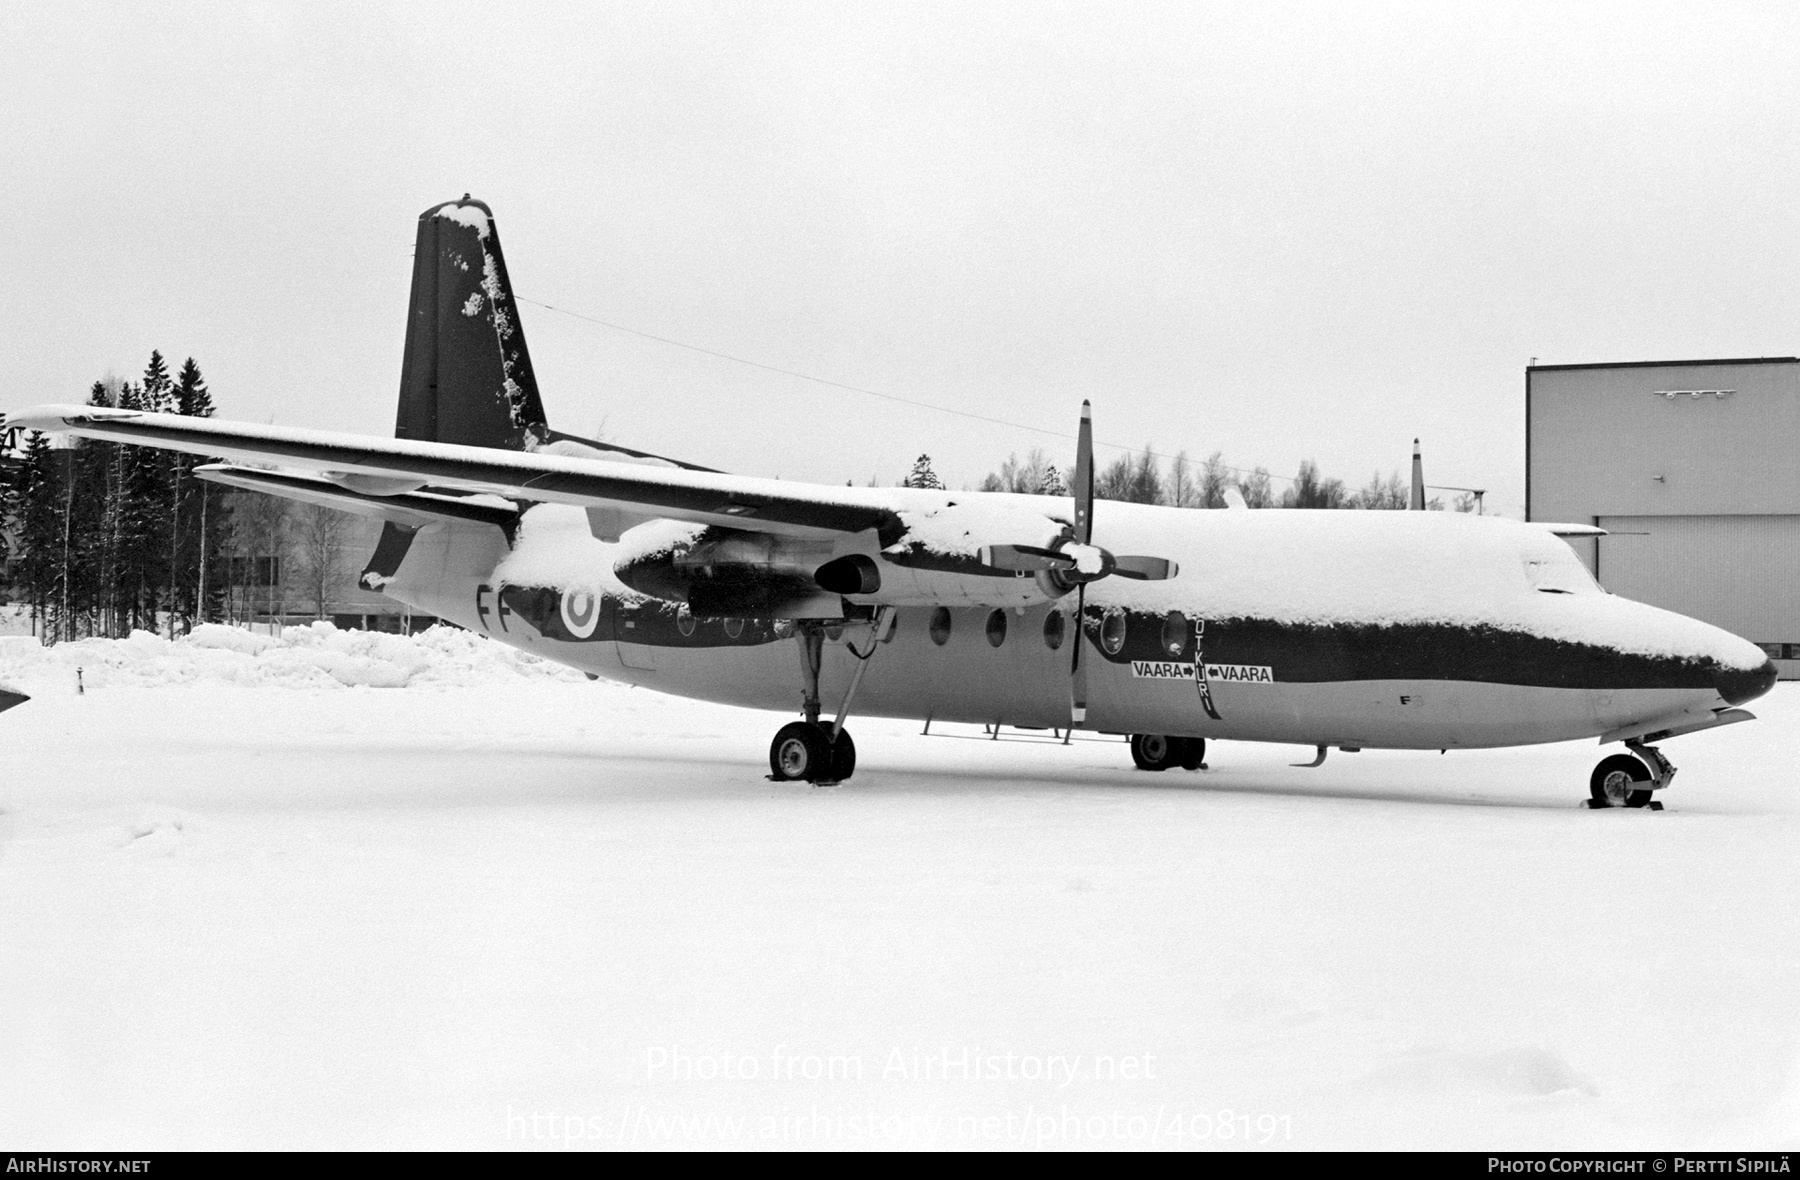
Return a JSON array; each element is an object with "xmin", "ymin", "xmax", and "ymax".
[
  {"xmin": 1062, "ymin": 402, "xmax": 1178, "ymax": 724},
  {"xmin": 973, "ymin": 402, "xmax": 1179, "ymax": 725},
  {"xmin": 1071, "ymin": 402, "xmax": 1095, "ymax": 725}
]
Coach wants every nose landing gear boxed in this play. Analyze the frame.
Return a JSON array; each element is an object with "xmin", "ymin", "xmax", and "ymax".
[{"xmin": 1587, "ymin": 741, "xmax": 1675, "ymax": 809}]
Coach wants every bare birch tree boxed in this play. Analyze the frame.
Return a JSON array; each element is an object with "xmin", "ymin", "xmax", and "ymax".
[{"xmin": 291, "ymin": 504, "xmax": 348, "ymax": 621}]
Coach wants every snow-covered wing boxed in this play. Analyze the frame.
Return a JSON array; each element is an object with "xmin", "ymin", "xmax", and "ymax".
[{"xmin": 10, "ymin": 404, "xmax": 900, "ymax": 541}]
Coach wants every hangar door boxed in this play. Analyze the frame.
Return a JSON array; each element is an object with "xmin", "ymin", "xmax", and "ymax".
[{"xmin": 1595, "ymin": 515, "xmax": 1800, "ymax": 653}]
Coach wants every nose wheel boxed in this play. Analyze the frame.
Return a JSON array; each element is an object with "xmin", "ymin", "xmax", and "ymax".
[{"xmin": 1587, "ymin": 743, "xmax": 1673, "ymax": 809}]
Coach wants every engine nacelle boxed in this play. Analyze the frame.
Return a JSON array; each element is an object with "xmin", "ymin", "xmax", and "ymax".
[{"xmin": 611, "ymin": 523, "xmax": 1062, "ymax": 618}]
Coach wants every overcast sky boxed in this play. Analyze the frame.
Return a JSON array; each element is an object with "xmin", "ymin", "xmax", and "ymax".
[{"xmin": 6, "ymin": 1, "xmax": 1797, "ymax": 514}]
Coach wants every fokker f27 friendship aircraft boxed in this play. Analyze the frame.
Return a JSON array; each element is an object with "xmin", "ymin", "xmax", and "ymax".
[{"xmin": 13, "ymin": 198, "xmax": 1777, "ymax": 807}]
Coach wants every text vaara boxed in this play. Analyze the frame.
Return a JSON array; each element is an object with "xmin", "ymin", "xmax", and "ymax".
[{"xmin": 1130, "ymin": 662, "xmax": 1274, "ymax": 683}]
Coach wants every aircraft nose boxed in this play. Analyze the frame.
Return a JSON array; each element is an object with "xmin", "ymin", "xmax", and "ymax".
[{"xmin": 1717, "ymin": 657, "xmax": 1778, "ymax": 706}]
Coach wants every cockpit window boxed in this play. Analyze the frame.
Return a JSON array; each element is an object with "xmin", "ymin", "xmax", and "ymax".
[{"xmin": 1524, "ymin": 551, "xmax": 1600, "ymax": 595}]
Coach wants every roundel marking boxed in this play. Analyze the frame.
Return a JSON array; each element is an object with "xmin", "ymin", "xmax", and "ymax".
[{"xmin": 561, "ymin": 588, "xmax": 601, "ymax": 639}]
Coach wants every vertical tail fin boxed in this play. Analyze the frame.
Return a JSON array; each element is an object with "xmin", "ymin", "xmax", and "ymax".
[{"xmin": 395, "ymin": 196, "xmax": 548, "ymax": 450}]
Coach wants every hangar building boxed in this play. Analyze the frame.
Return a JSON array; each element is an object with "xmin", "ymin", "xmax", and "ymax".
[{"xmin": 1527, "ymin": 357, "xmax": 1800, "ymax": 680}]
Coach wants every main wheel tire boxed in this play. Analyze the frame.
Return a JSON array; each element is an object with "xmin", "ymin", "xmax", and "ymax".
[
  {"xmin": 1130, "ymin": 733, "xmax": 1178, "ymax": 772},
  {"xmin": 824, "ymin": 727, "xmax": 857, "ymax": 782},
  {"xmin": 1177, "ymin": 736, "xmax": 1206, "ymax": 771},
  {"xmin": 1589, "ymin": 753, "xmax": 1652, "ymax": 808},
  {"xmin": 770, "ymin": 721, "xmax": 830, "ymax": 782}
]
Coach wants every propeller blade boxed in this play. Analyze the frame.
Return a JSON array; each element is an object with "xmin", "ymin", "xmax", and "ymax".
[
  {"xmin": 1073, "ymin": 400, "xmax": 1094, "ymax": 546},
  {"xmin": 1110, "ymin": 555, "xmax": 1179, "ymax": 581},
  {"xmin": 1070, "ymin": 585, "xmax": 1088, "ymax": 725},
  {"xmin": 978, "ymin": 544, "xmax": 1076, "ymax": 573}
]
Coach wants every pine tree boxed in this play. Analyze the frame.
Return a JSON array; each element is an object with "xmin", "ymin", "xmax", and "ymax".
[
  {"xmin": 11, "ymin": 432, "xmax": 63, "ymax": 637},
  {"xmin": 117, "ymin": 375, "xmax": 172, "ymax": 633},
  {"xmin": 141, "ymin": 350, "xmax": 173, "ymax": 413},
  {"xmin": 903, "ymin": 454, "xmax": 944, "ymax": 490},
  {"xmin": 173, "ymin": 358, "xmax": 213, "ymax": 417},
  {"xmin": 1040, "ymin": 464, "xmax": 1066, "ymax": 497},
  {"xmin": 167, "ymin": 358, "xmax": 219, "ymax": 631}
]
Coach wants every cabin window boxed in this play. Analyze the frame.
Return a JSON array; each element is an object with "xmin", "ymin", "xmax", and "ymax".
[
  {"xmin": 929, "ymin": 607, "xmax": 952, "ymax": 646},
  {"xmin": 1043, "ymin": 609, "xmax": 1065, "ymax": 650},
  {"xmin": 1101, "ymin": 609, "xmax": 1127, "ymax": 655},
  {"xmin": 676, "ymin": 606, "xmax": 696, "ymax": 637},
  {"xmin": 985, "ymin": 609, "xmax": 1007, "ymax": 648},
  {"xmin": 1161, "ymin": 610, "xmax": 1190, "ymax": 658},
  {"xmin": 723, "ymin": 617, "xmax": 744, "ymax": 639}
]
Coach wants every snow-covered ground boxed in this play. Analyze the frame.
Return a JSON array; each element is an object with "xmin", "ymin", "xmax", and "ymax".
[{"xmin": 0, "ymin": 625, "xmax": 1795, "ymax": 1150}]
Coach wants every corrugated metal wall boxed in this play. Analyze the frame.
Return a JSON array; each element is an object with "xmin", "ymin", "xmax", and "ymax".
[{"xmin": 1595, "ymin": 514, "xmax": 1800, "ymax": 677}]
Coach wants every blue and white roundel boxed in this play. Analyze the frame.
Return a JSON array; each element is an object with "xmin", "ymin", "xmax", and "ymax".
[{"xmin": 560, "ymin": 588, "xmax": 600, "ymax": 639}]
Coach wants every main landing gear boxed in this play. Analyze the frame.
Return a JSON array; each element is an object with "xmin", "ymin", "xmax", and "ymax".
[
  {"xmin": 1129, "ymin": 733, "xmax": 1206, "ymax": 772},
  {"xmin": 767, "ymin": 609, "xmax": 891, "ymax": 785},
  {"xmin": 1586, "ymin": 741, "xmax": 1676, "ymax": 810}
]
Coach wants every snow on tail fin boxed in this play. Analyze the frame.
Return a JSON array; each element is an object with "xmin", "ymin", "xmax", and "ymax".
[{"xmin": 395, "ymin": 196, "xmax": 548, "ymax": 451}]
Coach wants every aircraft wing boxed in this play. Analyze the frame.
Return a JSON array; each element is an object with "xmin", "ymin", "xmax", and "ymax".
[{"xmin": 7, "ymin": 404, "xmax": 906, "ymax": 542}]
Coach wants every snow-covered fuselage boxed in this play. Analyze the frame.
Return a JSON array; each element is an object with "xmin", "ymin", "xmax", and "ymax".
[{"xmin": 382, "ymin": 499, "xmax": 1776, "ymax": 751}]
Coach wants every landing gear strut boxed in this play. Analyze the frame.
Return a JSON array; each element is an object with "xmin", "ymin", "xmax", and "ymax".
[
  {"xmin": 1130, "ymin": 734, "xmax": 1206, "ymax": 772},
  {"xmin": 1587, "ymin": 741, "xmax": 1675, "ymax": 809},
  {"xmin": 766, "ymin": 609, "xmax": 890, "ymax": 784}
]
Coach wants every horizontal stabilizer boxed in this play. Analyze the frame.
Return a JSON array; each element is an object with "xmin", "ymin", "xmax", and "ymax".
[
  {"xmin": 1530, "ymin": 522, "xmax": 1607, "ymax": 538},
  {"xmin": 195, "ymin": 465, "xmax": 518, "ymax": 531}
]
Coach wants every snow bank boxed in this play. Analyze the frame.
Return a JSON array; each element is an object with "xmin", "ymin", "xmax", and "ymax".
[{"xmin": 0, "ymin": 622, "xmax": 588, "ymax": 693}]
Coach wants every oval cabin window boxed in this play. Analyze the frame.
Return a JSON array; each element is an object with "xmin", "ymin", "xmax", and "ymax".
[
  {"xmin": 1101, "ymin": 609, "xmax": 1127, "ymax": 655},
  {"xmin": 1043, "ymin": 610, "xmax": 1065, "ymax": 650},
  {"xmin": 677, "ymin": 606, "xmax": 697, "ymax": 637},
  {"xmin": 929, "ymin": 607, "xmax": 952, "ymax": 646},
  {"xmin": 985, "ymin": 609, "xmax": 1007, "ymax": 648},
  {"xmin": 1160, "ymin": 610, "xmax": 1189, "ymax": 658},
  {"xmin": 723, "ymin": 617, "xmax": 744, "ymax": 639}
]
